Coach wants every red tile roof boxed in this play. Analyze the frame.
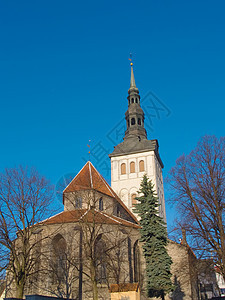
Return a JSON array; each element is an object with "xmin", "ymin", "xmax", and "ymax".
[
  {"xmin": 42, "ymin": 209, "xmax": 140, "ymax": 229},
  {"xmin": 63, "ymin": 161, "xmax": 138, "ymax": 223}
]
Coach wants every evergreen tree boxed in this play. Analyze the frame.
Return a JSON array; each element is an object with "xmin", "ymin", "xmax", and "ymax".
[{"xmin": 134, "ymin": 174, "xmax": 173, "ymax": 300}]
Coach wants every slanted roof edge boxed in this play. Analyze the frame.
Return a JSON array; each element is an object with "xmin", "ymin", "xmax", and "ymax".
[{"xmin": 63, "ymin": 162, "xmax": 88, "ymax": 193}]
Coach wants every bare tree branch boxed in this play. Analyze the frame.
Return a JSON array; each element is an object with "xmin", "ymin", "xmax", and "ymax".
[
  {"xmin": 167, "ymin": 136, "xmax": 225, "ymax": 280},
  {"xmin": 0, "ymin": 166, "xmax": 54, "ymax": 298}
]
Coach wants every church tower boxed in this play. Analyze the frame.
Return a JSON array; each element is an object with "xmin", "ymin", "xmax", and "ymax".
[{"xmin": 109, "ymin": 62, "xmax": 166, "ymax": 222}]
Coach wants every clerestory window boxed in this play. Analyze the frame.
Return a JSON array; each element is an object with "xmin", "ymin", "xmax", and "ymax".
[
  {"xmin": 75, "ymin": 196, "xmax": 82, "ymax": 209},
  {"xmin": 99, "ymin": 197, "xmax": 103, "ymax": 211}
]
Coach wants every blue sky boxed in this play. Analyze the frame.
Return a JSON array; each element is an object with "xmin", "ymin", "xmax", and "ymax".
[{"xmin": 1, "ymin": 0, "xmax": 225, "ymax": 233}]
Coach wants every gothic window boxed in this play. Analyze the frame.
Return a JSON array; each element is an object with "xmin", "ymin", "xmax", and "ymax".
[
  {"xmin": 121, "ymin": 163, "xmax": 126, "ymax": 175},
  {"xmin": 135, "ymin": 98, "xmax": 138, "ymax": 103},
  {"xmin": 131, "ymin": 118, "xmax": 135, "ymax": 125},
  {"xmin": 130, "ymin": 162, "xmax": 135, "ymax": 173},
  {"xmin": 138, "ymin": 118, "xmax": 141, "ymax": 125},
  {"xmin": 52, "ymin": 234, "xmax": 67, "ymax": 283},
  {"xmin": 95, "ymin": 236, "xmax": 107, "ymax": 283},
  {"xmin": 75, "ymin": 196, "xmax": 82, "ymax": 209},
  {"xmin": 132, "ymin": 98, "xmax": 134, "ymax": 103},
  {"xmin": 131, "ymin": 193, "xmax": 137, "ymax": 206},
  {"xmin": 133, "ymin": 240, "xmax": 140, "ymax": 283},
  {"xmin": 99, "ymin": 197, "xmax": 103, "ymax": 211},
  {"xmin": 139, "ymin": 160, "xmax": 145, "ymax": 172}
]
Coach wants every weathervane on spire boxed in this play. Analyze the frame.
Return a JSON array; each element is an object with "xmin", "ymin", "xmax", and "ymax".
[
  {"xmin": 87, "ymin": 140, "xmax": 91, "ymax": 161},
  {"xmin": 129, "ymin": 53, "xmax": 133, "ymax": 66}
]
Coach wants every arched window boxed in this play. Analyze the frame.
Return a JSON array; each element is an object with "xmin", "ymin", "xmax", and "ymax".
[
  {"xmin": 131, "ymin": 193, "xmax": 137, "ymax": 206},
  {"xmin": 52, "ymin": 234, "xmax": 67, "ymax": 283},
  {"xmin": 127, "ymin": 119, "xmax": 130, "ymax": 127},
  {"xmin": 133, "ymin": 240, "xmax": 140, "ymax": 283},
  {"xmin": 131, "ymin": 118, "xmax": 135, "ymax": 125},
  {"xmin": 121, "ymin": 163, "xmax": 126, "ymax": 175},
  {"xmin": 95, "ymin": 236, "xmax": 107, "ymax": 283},
  {"xmin": 138, "ymin": 118, "xmax": 141, "ymax": 125},
  {"xmin": 99, "ymin": 197, "xmax": 103, "ymax": 211},
  {"xmin": 132, "ymin": 98, "xmax": 134, "ymax": 103},
  {"xmin": 130, "ymin": 162, "xmax": 135, "ymax": 173},
  {"xmin": 139, "ymin": 160, "xmax": 145, "ymax": 172},
  {"xmin": 135, "ymin": 98, "xmax": 138, "ymax": 103},
  {"xmin": 75, "ymin": 196, "xmax": 82, "ymax": 209}
]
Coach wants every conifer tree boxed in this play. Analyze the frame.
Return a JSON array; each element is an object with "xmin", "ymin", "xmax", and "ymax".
[{"xmin": 134, "ymin": 174, "xmax": 173, "ymax": 300}]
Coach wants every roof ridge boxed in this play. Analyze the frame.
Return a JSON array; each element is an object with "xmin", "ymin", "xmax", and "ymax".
[
  {"xmin": 89, "ymin": 162, "xmax": 93, "ymax": 188},
  {"xmin": 96, "ymin": 209, "xmax": 122, "ymax": 224},
  {"xmin": 79, "ymin": 208, "xmax": 90, "ymax": 221},
  {"xmin": 107, "ymin": 212, "xmax": 140, "ymax": 227}
]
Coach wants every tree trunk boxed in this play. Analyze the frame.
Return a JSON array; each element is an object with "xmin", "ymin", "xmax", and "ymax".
[
  {"xmin": 90, "ymin": 260, "xmax": 98, "ymax": 300},
  {"xmin": 16, "ymin": 283, "xmax": 25, "ymax": 299}
]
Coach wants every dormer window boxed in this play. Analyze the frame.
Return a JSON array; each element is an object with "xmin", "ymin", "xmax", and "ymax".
[{"xmin": 99, "ymin": 197, "xmax": 103, "ymax": 211}]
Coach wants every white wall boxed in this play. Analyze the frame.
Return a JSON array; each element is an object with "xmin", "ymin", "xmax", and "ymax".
[{"xmin": 111, "ymin": 150, "xmax": 166, "ymax": 222}]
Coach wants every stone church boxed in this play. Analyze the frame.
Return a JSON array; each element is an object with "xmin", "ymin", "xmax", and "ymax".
[{"xmin": 7, "ymin": 64, "xmax": 200, "ymax": 300}]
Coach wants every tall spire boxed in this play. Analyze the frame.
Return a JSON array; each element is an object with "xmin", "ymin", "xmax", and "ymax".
[
  {"xmin": 130, "ymin": 63, "xmax": 136, "ymax": 88},
  {"xmin": 109, "ymin": 61, "xmax": 163, "ymax": 169},
  {"xmin": 124, "ymin": 61, "xmax": 147, "ymax": 140}
]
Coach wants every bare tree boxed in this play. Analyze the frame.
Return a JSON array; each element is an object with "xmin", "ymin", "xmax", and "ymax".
[
  {"xmin": 56, "ymin": 190, "xmax": 139, "ymax": 300},
  {"xmin": 0, "ymin": 166, "xmax": 54, "ymax": 298},
  {"xmin": 167, "ymin": 136, "xmax": 225, "ymax": 280},
  {"xmin": 75, "ymin": 207, "xmax": 134, "ymax": 300}
]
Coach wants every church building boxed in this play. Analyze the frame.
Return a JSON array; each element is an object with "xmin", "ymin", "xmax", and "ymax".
[{"xmin": 6, "ymin": 63, "xmax": 201, "ymax": 300}]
